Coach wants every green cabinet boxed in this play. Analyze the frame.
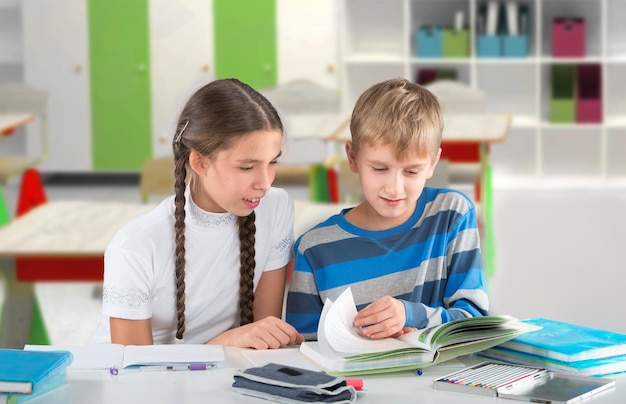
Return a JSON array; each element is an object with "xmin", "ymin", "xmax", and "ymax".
[
  {"xmin": 214, "ymin": 0, "xmax": 277, "ymax": 89},
  {"xmin": 88, "ymin": 0, "xmax": 152, "ymax": 170}
]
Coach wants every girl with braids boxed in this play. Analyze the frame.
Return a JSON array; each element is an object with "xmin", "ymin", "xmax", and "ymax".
[{"xmin": 90, "ymin": 79, "xmax": 303, "ymax": 348}]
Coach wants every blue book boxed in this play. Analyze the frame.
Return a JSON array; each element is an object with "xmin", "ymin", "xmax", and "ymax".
[
  {"xmin": 0, "ymin": 349, "xmax": 73, "ymax": 395},
  {"xmin": 479, "ymin": 346, "xmax": 626, "ymax": 377},
  {"xmin": 0, "ymin": 371, "xmax": 67, "ymax": 404},
  {"xmin": 497, "ymin": 318, "xmax": 626, "ymax": 362}
]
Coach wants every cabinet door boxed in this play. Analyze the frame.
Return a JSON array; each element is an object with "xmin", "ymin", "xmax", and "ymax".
[
  {"xmin": 149, "ymin": 0, "xmax": 214, "ymax": 158},
  {"xmin": 22, "ymin": 0, "xmax": 92, "ymax": 172},
  {"xmin": 88, "ymin": 0, "xmax": 151, "ymax": 171},
  {"xmin": 213, "ymin": 0, "xmax": 277, "ymax": 89},
  {"xmin": 276, "ymin": 0, "xmax": 339, "ymax": 91}
]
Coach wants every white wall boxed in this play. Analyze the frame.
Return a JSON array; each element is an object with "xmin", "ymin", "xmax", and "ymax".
[{"xmin": 489, "ymin": 189, "xmax": 626, "ymax": 334}]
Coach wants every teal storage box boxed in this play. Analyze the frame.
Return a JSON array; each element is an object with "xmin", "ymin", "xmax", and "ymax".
[
  {"xmin": 442, "ymin": 28, "xmax": 470, "ymax": 58},
  {"xmin": 503, "ymin": 35, "xmax": 528, "ymax": 58},
  {"xmin": 477, "ymin": 35, "xmax": 502, "ymax": 57},
  {"xmin": 416, "ymin": 26, "xmax": 442, "ymax": 57}
]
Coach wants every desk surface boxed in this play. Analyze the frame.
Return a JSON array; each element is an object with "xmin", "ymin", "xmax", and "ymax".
[
  {"xmin": 284, "ymin": 112, "xmax": 511, "ymax": 143},
  {"xmin": 23, "ymin": 348, "xmax": 626, "ymax": 404},
  {"xmin": 0, "ymin": 201, "xmax": 154, "ymax": 257},
  {"xmin": 325, "ymin": 113, "xmax": 512, "ymax": 143},
  {"xmin": 0, "ymin": 200, "xmax": 345, "ymax": 257}
]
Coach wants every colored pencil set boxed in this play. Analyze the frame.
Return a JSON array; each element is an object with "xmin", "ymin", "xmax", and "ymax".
[{"xmin": 433, "ymin": 361, "xmax": 546, "ymax": 397}]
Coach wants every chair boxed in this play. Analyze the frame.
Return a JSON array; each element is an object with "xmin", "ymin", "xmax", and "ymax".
[{"xmin": 0, "ymin": 82, "xmax": 48, "ymax": 186}]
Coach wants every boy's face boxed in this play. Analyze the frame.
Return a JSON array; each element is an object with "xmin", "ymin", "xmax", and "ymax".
[{"xmin": 346, "ymin": 141, "xmax": 440, "ymax": 230}]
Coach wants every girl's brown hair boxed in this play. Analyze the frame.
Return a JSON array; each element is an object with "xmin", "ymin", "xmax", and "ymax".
[{"xmin": 171, "ymin": 78, "xmax": 283, "ymax": 340}]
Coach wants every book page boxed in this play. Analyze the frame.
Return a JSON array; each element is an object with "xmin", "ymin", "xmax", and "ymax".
[
  {"xmin": 323, "ymin": 288, "xmax": 427, "ymax": 354},
  {"xmin": 122, "ymin": 344, "xmax": 224, "ymax": 368}
]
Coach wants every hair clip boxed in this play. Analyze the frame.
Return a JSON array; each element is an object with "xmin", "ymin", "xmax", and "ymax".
[{"xmin": 175, "ymin": 119, "xmax": 190, "ymax": 143}]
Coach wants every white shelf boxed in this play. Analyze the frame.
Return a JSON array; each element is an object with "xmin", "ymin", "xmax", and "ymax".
[{"xmin": 338, "ymin": 0, "xmax": 626, "ymax": 187}]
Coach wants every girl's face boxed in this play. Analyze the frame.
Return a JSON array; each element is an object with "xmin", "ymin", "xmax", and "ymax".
[
  {"xmin": 346, "ymin": 141, "xmax": 440, "ymax": 230},
  {"xmin": 190, "ymin": 129, "xmax": 282, "ymax": 216}
]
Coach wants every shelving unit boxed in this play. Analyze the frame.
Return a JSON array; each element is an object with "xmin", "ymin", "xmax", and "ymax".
[{"xmin": 338, "ymin": 0, "xmax": 626, "ymax": 188}]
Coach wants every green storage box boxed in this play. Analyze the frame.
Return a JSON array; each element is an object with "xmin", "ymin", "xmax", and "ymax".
[
  {"xmin": 442, "ymin": 28, "xmax": 470, "ymax": 58},
  {"xmin": 549, "ymin": 64, "xmax": 576, "ymax": 123}
]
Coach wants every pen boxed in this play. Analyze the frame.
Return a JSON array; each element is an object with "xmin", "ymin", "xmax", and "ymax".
[{"xmin": 138, "ymin": 363, "xmax": 218, "ymax": 371}]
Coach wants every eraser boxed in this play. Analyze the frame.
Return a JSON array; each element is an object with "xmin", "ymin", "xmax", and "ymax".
[{"xmin": 345, "ymin": 378, "xmax": 364, "ymax": 390}]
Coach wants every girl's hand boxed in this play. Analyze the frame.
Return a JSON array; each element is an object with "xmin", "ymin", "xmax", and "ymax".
[
  {"xmin": 211, "ymin": 316, "xmax": 304, "ymax": 349},
  {"xmin": 353, "ymin": 296, "xmax": 407, "ymax": 340}
]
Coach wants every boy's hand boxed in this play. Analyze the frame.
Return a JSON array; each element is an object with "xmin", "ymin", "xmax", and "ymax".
[{"xmin": 353, "ymin": 296, "xmax": 407, "ymax": 339}]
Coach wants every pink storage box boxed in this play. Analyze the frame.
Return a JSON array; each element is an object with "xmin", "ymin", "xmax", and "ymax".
[
  {"xmin": 576, "ymin": 64, "xmax": 602, "ymax": 123},
  {"xmin": 552, "ymin": 18, "xmax": 585, "ymax": 57}
]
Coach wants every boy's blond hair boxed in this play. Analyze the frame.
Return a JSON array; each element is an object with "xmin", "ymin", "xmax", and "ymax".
[{"xmin": 349, "ymin": 77, "xmax": 443, "ymax": 160}]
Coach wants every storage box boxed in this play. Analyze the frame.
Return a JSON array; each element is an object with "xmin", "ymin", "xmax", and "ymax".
[
  {"xmin": 549, "ymin": 64, "xmax": 576, "ymax": 123},
  {"xmin": 442, "ymin": 28, "xmax": 470, "ymax": 58},
  {"xmin": 576, "ymin": 64, "xmax": 602, "ymax": 123},
  {"xmin": 552, "ymin": 18, "xmax": 585, "ymax": 57},
  {"xmin": 416, "ymin": 26, "xmax": 443, "ymax": 58},
  {"xmin": 502, "ymin": 35, "xmax": 529, "ymax": 58},
  {"xmin": 477, "ymin": 35, "xmax": 502, "ymax": 58}
]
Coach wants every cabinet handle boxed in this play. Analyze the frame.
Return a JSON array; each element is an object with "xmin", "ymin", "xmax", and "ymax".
[
  {"xmin": 201, "ymin": 64, "xmax": 210, "ymax": 72},
  {"xmin": 326, "ymin": 64, "xmax": 335, "ymax": 73},
  {"xmin": 138, "ymin": 64, "xmax": 146, "ymax": 73},
  {"xmin": 74, "ymin": 64, "xmax": 83, "ymax": 73},
  {"xmin": 264, "ymin": 64, "xmax": 272, "ymax": 72}
]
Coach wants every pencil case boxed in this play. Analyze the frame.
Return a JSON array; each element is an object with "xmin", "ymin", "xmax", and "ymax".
[{"xmin": 232, "ymin": 362, "xmax": 357, "ymax": 403}]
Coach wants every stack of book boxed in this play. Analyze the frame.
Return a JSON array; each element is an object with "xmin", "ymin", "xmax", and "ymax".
[
  {"xmin": 0, "ymin": 349, "xmax": 73, "ymax": 403},
  {"xmin": 479, "ymin": 318, "xmax": 626, "ymax": 377}
]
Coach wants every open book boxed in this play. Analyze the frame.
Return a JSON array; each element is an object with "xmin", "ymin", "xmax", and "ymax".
[
  {"xmin": 299, "ymin": 288, "xmax": 540, "ymax": 375},
  {"xmin": 24, "ymin": 344, "xmax": 224, "ymax": 371}
]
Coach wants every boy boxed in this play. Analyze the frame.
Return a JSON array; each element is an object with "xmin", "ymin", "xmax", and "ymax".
[{"xmin": 285, "ymin": 78, "xmax": 488, "ymax": 341}]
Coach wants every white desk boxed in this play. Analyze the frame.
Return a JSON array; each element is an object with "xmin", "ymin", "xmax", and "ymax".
[
  {"xmin": 0, "ymin": 201, "xmax": 154, "ymax": 348},
  {"xmin": 23, "ymin": 349, "xmax": 626, "ymax": 404}
]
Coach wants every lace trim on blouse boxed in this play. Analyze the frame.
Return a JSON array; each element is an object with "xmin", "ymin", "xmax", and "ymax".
[
  {"xmin": 102, "ymin": 285, "xmax": 150, "ymax": 309},
  {"xmin": 188, "ymin": 195, "xmax": 237, "ymax": 228}
]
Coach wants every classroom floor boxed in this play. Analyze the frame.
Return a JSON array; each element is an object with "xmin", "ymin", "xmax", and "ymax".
[{"xmin": 1, "ymin": 174, "xmax": 625, "ymax": 345}]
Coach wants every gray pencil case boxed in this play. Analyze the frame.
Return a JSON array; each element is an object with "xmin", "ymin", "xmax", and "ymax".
[{"xmin": 232, "ymin": 363, "xmax": 357, "ymax": 403}]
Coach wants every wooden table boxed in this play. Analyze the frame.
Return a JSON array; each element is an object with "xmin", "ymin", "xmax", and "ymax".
[{"xmin": 0, "ymin": 201, "xmax": 153, "ymax": 348}]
